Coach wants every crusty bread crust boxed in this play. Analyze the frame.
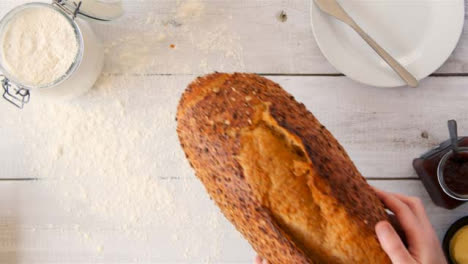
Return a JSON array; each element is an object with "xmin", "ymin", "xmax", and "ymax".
[{"xmin": 177, "ymin": 73, "xmax": 391, "ymax": 263}]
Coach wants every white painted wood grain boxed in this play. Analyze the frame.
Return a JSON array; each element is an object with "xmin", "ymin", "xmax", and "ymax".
[
  {"xmin": 0, "ymin": 179, "xmax": 464, "ymax": 263},
  {"xmin": 0, "ymin": 0, "xmax": 466, "ymax": 263},
  {"xmin": 0, "ymin": 179, "xmax": 256, "ymax": 263},
  {"xmin": 2, "ymin": 75, "xmax": 467, "ymax": 179},
  {"xmin": 271, "ymin": 75, "xmax": 468, "ymax": 179},
  {"xmin": 0, "ymin": 0, "xmax": 467, "ymax": 75}
]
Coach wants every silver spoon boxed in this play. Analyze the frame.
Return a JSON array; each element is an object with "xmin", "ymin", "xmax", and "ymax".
[
  {"xmin": 314, "ymin": 0, "xmax": 419, "ymax": 88},
  {"xmin": 448, "ymin": 120, "xmax": 459, "ymax": 155}
]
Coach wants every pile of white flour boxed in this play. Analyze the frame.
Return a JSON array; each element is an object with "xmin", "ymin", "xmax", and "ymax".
[{"xmin": 1, "ymin": 6, "xmax": 78, "ymax": 86}]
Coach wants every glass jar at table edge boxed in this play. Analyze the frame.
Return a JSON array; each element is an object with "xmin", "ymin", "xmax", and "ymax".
[
  {"xmin": 0, "ymin": 0, "xmax": 122, "ymax": 108},
  {"xmin": 438, "ymin": 147, "xmax": 468, "ymax": 201},
  {"xmin": 413, "ymin": 137, "xmax": 468, "ymax": 209},
  {"xmin": 443, "ymin": 216, "xmax": 468, "ymax": 264}
]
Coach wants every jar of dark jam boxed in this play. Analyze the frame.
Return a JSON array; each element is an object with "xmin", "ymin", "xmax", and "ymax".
[
  {"xmin": 413, "ymin": 137, "xmax": 468, "ymax": 209},
  {"xmin": 438, "ymin": 147, "xmax": 468, "ymax": 201}
]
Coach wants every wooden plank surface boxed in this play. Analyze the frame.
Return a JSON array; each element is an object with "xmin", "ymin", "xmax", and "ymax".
[
  {"xmin": 0, "ymin": 180, "xmax": 256, "ymax": 263},
  {"xmin": 0, "ymin": 0, "xmax": 467, "ymax": 75},
  {"xmin": 0, "ymin": 179, "xmax": 465, "ymax": 263},
  {"xmin": 2, "ymin": 75, "xmax": 467, "ymax": 180},
  {"xmin": 93, "ymin": 0, "xmax": 468, "ymax": 75},
  {"xmin": 0, "ymin": 0, "xmax": 467, "ymax": 263}
]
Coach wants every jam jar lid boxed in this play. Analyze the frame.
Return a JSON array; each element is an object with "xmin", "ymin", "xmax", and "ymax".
[
  {"xmin": 443, "ymin": 216, "xmax": 468, "ymax": 264},
  {"xmin": 437, "ymin": 147, "xmax": 468, "ymax": 201}
]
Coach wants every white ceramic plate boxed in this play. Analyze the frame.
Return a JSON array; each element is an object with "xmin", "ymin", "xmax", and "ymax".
[{"xmin": 311, "ymin": 0, "xmax": 465, "ymax": 87}]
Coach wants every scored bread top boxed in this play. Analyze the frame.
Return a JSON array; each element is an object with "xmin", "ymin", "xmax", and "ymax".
[{"xmin": 177, "ymin": 73, "xmax": 391, "ymax": 263}]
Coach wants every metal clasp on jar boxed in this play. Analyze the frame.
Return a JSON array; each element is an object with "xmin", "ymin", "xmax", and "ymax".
[
  {"xmin": 53, "ymin": 0, "xmax": 82, "ymax": 20},
  {"xmin": 0, "ymin": 1, "xmax": 82, "ymax": 109},
  {"xmin": 1, "ymin": 75, "xmax": 30, "ymax": 109}
]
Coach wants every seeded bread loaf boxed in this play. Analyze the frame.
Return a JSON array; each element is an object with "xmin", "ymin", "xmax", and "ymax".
[{"xmin": 176, "ymin": 73, "xmax": 391, "ymax": 264}]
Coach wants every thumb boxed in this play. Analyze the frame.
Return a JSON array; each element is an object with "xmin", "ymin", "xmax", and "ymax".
[{"xmin": 376, "ymin": 221, "xmax": 414, "ymax": 264}]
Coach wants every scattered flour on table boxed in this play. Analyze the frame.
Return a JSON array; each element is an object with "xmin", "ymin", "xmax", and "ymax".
[
  {"xmin": 7, "ymin": 72, "xmax": 229, "ymax": 261},
  {"xmin": 1, "ymin": 0, "xmax": 246, "ymax": 262},
  {"xmin": 176, "ymin": 0, "xmax": 204, "ymax": 20},
  {"xmin": 26, "ymin": 75, "xmax": 178, "ymax": 236},
  {"xmin": 102, "ymin": 0, "xmax": 244, "ymax": 74}
]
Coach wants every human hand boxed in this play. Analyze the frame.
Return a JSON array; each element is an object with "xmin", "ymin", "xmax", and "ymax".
[
  {"xmin": 254, "ymin": 188, "xmax": 447, "ymax": 264},
  {"xmin": 254, "ymin": 255, "xmax": 267, "ymax": 264},
  {"xmin": 374, "ymin": 188, "xmax": 447, "ymax": 264}
]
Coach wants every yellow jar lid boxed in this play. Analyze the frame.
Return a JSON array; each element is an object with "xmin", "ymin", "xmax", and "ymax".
[{"xmin": 450, "ymin": 225, "xmax": 468, "ymax": 264}]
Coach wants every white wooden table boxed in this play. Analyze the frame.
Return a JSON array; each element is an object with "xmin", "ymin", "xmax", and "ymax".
[{"xmin": 1, "ymin": 0, "xmax": 468, "ymax": 263}]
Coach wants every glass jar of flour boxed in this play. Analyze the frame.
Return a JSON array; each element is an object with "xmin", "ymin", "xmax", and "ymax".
[{"xmin": 0, "ymin": 0, "xmax": 123, "ymax": 108}]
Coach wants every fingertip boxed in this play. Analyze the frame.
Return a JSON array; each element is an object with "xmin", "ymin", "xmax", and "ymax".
[
  {"xmin": 375, "ymin": 221, "xmax": 391, "ymax": 237},
  {"xmin": 375, "ymin": 221, "xmax": 400, "ymax": 250},
  {"xmin": 254, "ymin": 255, "xmax": 262, "ymax": 264},
  {"xmin": 255, "ymin": 255, "xmax": 269, "ymax": 264},
  {"xmin": 375, "ymin": 221, "xmax": 412, "ymax": 263}
]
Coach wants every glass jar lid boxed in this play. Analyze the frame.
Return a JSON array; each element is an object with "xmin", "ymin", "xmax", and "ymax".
[
  {"xmin": 57, "ymin": 0, "xmax": 123, "ymax": 21},
  {"xmin": 437, "ymin": 148, "xmax": 468, "ymax": 201}
]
